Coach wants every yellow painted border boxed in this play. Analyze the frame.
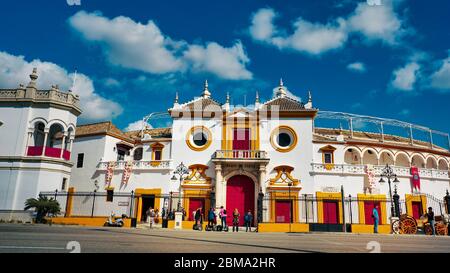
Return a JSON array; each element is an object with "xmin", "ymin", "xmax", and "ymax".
[
  {"xmin": 270, "ymin": 125, "xmax": 298, "ymax": 153},
  {"xmin": 221, "ymin": 113, "xmax": 260, "ymax": 151},
  {"xmin": 269, "ymin": 191, "xmax": 300, "ymax": 223},
  {"xmin": 316, "ymin": 192, "xmax": 343, "ymax": 224},
  {"xmin": 183, "ymin": 189, "xmax": 212, "ymax": 221},
  {"xmin": 65, "ymin": 187, "xmax": 75, "ymax": 217},
  {"xmin": 186, "ymin": 126, "xmax": 212, "ymax": 151},
  {"xmin": 405, "ymin": 194, "xmax": 427, "ymax": 218},
  {"xmin": 135, "ymin": 188, "xmax": 162, "ymax": 222},
  {"xmin": 258, "ymin": 223, "xmax": 309, "ymax": 232},
  {"xmin": 351, "ymin": 224, "xmax": 391, "ymax": 234},
  {"xmin": 356, "ymin": 194, "xmax": 387, "ymax": 225}
]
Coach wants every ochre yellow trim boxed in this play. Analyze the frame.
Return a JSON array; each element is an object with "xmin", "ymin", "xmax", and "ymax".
[
  {"xmin": 269, "ymin": 165, "xmax": 300, "ymax": 187},
  {"xmin": 49, "ymin": 216, "xmax": 131, "ymax": 228},
  {"xmin": 151, "ymin": 142, "xmax": 164, "ymax": 165},
  {"xmin": 182, "ymin": 189, "xmax": 212, "ymax": 220},
  {"xmin": 135, "ymin": 188, "xmax": 162, "ymax": 222},
  {"xmin": 221, "ymin": 112, "xmax": 260, "ymax": 151},
  {"xmin": 405, "ymin": 194, "xmax": 427, "ymax": 218},
  {"xmin": 351, "ymin": 224, "xmax": 391, "ymax": 234},
  {"xmin": 270, "ymin": 125, "xmax": 298, "ymax": 153},
  {"xmin": 186, "ymin": 126, "xmax": 212, "ymax": 151},
  {"xmin": 65, "ymin": 187, "xmax": 75, "ymax": 217},
  {"xmin": 356, "ymin": 194, "xmax": 388, "ymax": 225},
  {"xmin": 182, "ymin": 164, "xmax": 212, "ymax": 185},
  {"xmin": 269, "ymin": 191, "xmax": 300, "ymax": 223},
  {"xmin": 258, "ymin": 223, "xmax": 309, "ymax": 232},
  {"xmin": 316, "ymin": 192, "xmax": 343, "ymax": 224}
]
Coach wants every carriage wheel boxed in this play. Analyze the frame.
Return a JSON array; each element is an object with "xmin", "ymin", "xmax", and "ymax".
[
  {"xmin": 424, "ymin": 224, "xmax": 433, "ymax": 235},
  {"xmin": 435, "ymin": 223, "xmax": 448, "ymax": 236},
  {"xmin": 391, "ymin": 220, "xmax": 400, "ymax": 234},
  {"xmin": 400, "ymin": 217, "xmax": 418, "ymax": 234}
]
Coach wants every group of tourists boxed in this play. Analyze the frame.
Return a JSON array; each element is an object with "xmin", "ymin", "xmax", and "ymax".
[{"xmin": 193, "ymin": 206, "xmax": 254, "ymax": 232}]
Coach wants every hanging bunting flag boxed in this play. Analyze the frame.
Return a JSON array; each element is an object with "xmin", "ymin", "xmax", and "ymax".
[
  {"xmin": 122, "ymin": 161, "xmax": 133, "ymax": 185},
  {"xmin": 364, "ymin": 165, "xmax": 376, "ymax": 193},
  {"xmin": 411, "ymin": 166, "xmax": 421, "ymax": 192},
  {"xmin": 105, "ymin": 161, "xmax": 116, "ymax": 186}
]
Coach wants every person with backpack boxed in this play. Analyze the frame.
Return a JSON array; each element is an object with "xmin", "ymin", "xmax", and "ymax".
[
  {"xmin": 219, "ymin": 206, "xmax": 227, "ymax": 229},
  {"xmin": 244, "ymin": 210, "xmax": 253, "ymax": 232},
  {"xmin": 208, "ymin": 207, "xmax": 216, "ymax": 229},
  {"xmin": 194, "ymin": 207, "xmax": 203, "ymax": 231},
  {"xmin": 232, "ymin": 208, "xmax": 240, "ymax": 232}
]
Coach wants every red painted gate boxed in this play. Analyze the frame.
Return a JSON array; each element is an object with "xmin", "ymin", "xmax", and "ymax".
[
  {"xmin": 275, "ymin": 201, "xmax": 291, "ymax": 223},
  {"xmin": 226, "ymin": 175, "xmax": 254, "ymax": 226},
  {"xmin": 412, "ymin": 201, "xmax": 423, "ymax": 219},
  {"xmin": 323, "ymin": 200, "xmax": 339, "ymax": 224},
  {"xmin": 364, "ymin": 201, "xmax": 382, "ymax": 225},
  {"xmin": 188, "ymin": 198, "xmax": 205, "ymax": 221}
]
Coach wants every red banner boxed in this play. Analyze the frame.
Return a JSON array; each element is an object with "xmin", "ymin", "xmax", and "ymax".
[{"xmin": 411, "ymin": 166, "xmax": 420, "ymax": 191}]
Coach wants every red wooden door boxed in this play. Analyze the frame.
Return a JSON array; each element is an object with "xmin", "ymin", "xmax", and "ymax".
[
  {"xmin": 364, "ymin": 201, "xmax": 382, "ymax": 225},
  {"xmin": 226, "ymin": 175, "xmax": 254, "ymax": 226},
  {"xmin": 189, "ymin": 198, "xmax": 205, "ymax": 221},
  {"xmin": 275, "ymin": 201, "xmax": 291, "ymax": 223},
  {"xmin": 233, "ymin": 129, "xmax": 250, "ymax": 158},
  {"xmin": 412, "ymin": 201, "xmax": 423, "ymax": 219},
  {"xmin": 323, "ymin": 201, "xmax": 338, "ymax": 224}
]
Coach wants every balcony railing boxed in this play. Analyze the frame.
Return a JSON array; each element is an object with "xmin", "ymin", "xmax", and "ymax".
[
  {"xmin": 97, "ymin": 160, "xmax": 172, "ymax": 170},
  {"xmin": 26, "ymin": 146, "xmax": 71, "ymax": 161},
  {"xmin": 213, "ymin": 150, "xmax": 268, "ymax": 160},
  {"xmin": 311, "ymin": 163, "xmax": 449, "ymax": 180}
]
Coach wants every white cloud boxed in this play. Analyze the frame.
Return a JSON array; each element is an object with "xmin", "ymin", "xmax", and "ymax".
[
  {"xmin": 124, "ymin": 120, "xmax": 152, "ymax": 132},
  {"xmin": 0, "ymin": 51, "xmax": 123, "ymax": 121},
  {"xmin": 390, "ymin": 62, "xmax": 420, "ymax": 91},
  {"xmin": 347, "ymin": 62, "xmax": 367, "ymax": 73},
  {"xmin": 249, "ymin": 8, "xmax": 278, "ymax": 41},
  {"xmin": 271, "ymin": 85, "xmax": 301, "ymax": 101},
  {"xmin": 183, "ymin": 41, "xmax": 252, "ymax": 80},
  {"xmin": 102, "ymin": 77, "xmax": 122, "ymax": 89},
  {"xmin": 429, "ymin": 55, "xmax": 450, "ymax": 91},
  {"xmin": 248, "ymin": 1, "xmax": 406, "ymax": 55},
  {"xmin": 348, "ymin": 1, "xmax": 403, "ymax": 44},
  {"xmin": 68, "ymin": 11, "xmax": 252, "ymax": 80}
]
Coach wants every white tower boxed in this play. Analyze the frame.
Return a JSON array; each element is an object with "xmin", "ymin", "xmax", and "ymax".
[{"xmin": 0, "ymin": 68, "xmax": 82, "ymax": 221}]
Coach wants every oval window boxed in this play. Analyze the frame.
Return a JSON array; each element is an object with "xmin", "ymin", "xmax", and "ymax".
[
  {"xmin": 186, "ymin": 126, "xmax": 212, "ymax": 151},
  {"xmin": 270, "ymin": 126, "xmax": 298, "ymax": 152}
]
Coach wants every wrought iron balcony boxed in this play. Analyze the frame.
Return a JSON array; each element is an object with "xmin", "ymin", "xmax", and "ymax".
[
  {"xmin": 97, "ymin": 160, "xmax": 172, "ymax": 170},
  {"xmin": 310, "ymin": 163, "xmax": 449, "ymax": 180},
  {"xmin": 212, "ymin": 150, "xmax": 268, "ymax": 161}
]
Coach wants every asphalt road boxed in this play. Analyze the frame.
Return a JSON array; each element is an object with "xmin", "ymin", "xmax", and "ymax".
[{"xmin": 0, "ymin": 224, "xmax": 449, "ymax": 253}]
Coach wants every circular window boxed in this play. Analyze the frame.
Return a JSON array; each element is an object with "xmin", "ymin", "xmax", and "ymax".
[
  {"xmin": 186, "ymin": 126, "xmax": 212, "ymax": 151},
  {"xmin": 270, "ymin": 126, "xmax": 298, "ymax": 152}
]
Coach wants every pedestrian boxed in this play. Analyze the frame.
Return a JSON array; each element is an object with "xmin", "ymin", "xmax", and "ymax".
[
  {"xmin": 194, "ymin": 207, "xmax": 203, "ymax": 231},
  {"xmin": 219, "ymin": 206, "xmax": 227, "ymax": 228},
  {"xmin": 372, "ymin": 205, "xmax": 379, "ymax": 234},
  {"xmin": 232, "ymin": 208, "xmax": 240, "ymax": 232},
  {"xmin": 245, "ymin": 210, "xmax": 253, "ymax": 232},
  {"xmin": 426, "ymin": 207, "xmax": 436, "ymax": 236},
  {"xmin": 148, "ymin": 207, "xmax": 156, "ymax": 229},
  {"xmin": 208, "ymin": 207, "xmax": 215, "ymax": 228}
]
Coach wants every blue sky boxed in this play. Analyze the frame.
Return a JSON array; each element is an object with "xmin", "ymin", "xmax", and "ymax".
[{"xmin": 0, "ymin": 0, "xmax": 449, "ymax": 137}]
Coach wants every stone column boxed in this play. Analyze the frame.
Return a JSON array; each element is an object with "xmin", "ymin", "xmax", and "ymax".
[
  {"xmin": 60, "ymin": 133, "xmax": 67, "ymax": 158},
  {"xmin": 24, "ymin": 131, "xmax": 33, "ymax": 155},
  {"xmin": 259, "ymin": 165, "xmax": 268, "ymax": 222},
  {"xmin": 214, "ymin": 164, "xmax": 223, "ymax": 209},
  {"xmin": 42, "ymin": 129, "xmax": 49, "ymax": 156},
  {"xmin": 68, "ymin": 137, "xmax": 75, "ymax": 152}
]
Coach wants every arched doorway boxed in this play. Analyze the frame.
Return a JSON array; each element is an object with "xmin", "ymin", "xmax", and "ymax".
[{"xmin": 226, "ymin": 175, "xmax": 255, "ymax": 226}]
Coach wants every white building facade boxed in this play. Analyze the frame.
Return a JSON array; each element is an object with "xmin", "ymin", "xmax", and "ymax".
[
  {"xmin": 0, "ymin": 69, "xmax": 80, "ymax": 221},
  {"xmin": 66, "ymin": 80, "xmax": 450, "ymax": 230}
]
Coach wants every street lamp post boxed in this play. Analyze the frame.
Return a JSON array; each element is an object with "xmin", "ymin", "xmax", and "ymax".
[
  {"xmin": 379, "ymin": 164, "xmax": 400, "ymax": 230},
  {"xmin": 171, "ymin": 162, "xmax": 189, "ymax": 212}
]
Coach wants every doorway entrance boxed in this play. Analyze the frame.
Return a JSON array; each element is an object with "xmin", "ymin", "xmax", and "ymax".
[
  {"xmin": 226, "ymin": 175, "xmax": 255, "ymax": 226},
  {"xmin": 140, "ymin": 195, "xmax": 155, "ymax": 223}
]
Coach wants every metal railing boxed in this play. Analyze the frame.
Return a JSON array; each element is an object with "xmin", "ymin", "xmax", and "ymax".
[
  {"xmin": 97, "ymin": 160, "xmax": 172, "ymax": 170},
  {"xmin": 213, "ymin": 150, "xmax": 268, "ymax": 159},
  {"xmin": 311, "ymin": 163, "xmax": 449, "ymax": 180}
]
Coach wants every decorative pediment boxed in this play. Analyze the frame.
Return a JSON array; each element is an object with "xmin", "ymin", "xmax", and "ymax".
[
  {"xmin": 319, "ymin": 145, "xmax": 336, "ymax": 152},
  {"xmin": 182, "ymin": 164, "xmax": 212, "ymax": 185},
  {"xmin": 269, "ymin": 165, "xmax": 300, "ymax": 187},
  {"xmin": 150, "ymin": 142, "xmax": 165, "ymax": 149}
]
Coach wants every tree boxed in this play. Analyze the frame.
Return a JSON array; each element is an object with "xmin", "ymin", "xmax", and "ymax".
[{"xmin": 24, "ymin": 195, "xmax": 61, "ymax": 223}]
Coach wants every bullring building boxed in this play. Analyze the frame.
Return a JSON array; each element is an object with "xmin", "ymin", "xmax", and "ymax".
[{"xmin": 1, "ymin": 70, "xmax": 450, "ymax": 232}]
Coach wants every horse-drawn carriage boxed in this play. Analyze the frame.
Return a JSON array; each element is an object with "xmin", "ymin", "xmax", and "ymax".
[{"xmin": 391, "ymin": 214, "xmax": 449, "ymax": 235}]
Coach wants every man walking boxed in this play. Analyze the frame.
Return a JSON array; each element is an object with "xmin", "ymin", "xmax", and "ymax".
[
  {"xmin": 372, "ymin": 205, "xmax": 379, "ymax": 234},
  {"xmin": 245, "ymin": 210, "xmax": 253, "ymax": 232}
]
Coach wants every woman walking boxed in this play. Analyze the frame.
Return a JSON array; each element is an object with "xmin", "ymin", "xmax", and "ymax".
[
  {"xmin": 232, "ymin": 208, "xmax": 240, "ymax": 232},
  {"xmin": 219, "ymin": 206, "xmax": 227, "ymax": 229}
]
